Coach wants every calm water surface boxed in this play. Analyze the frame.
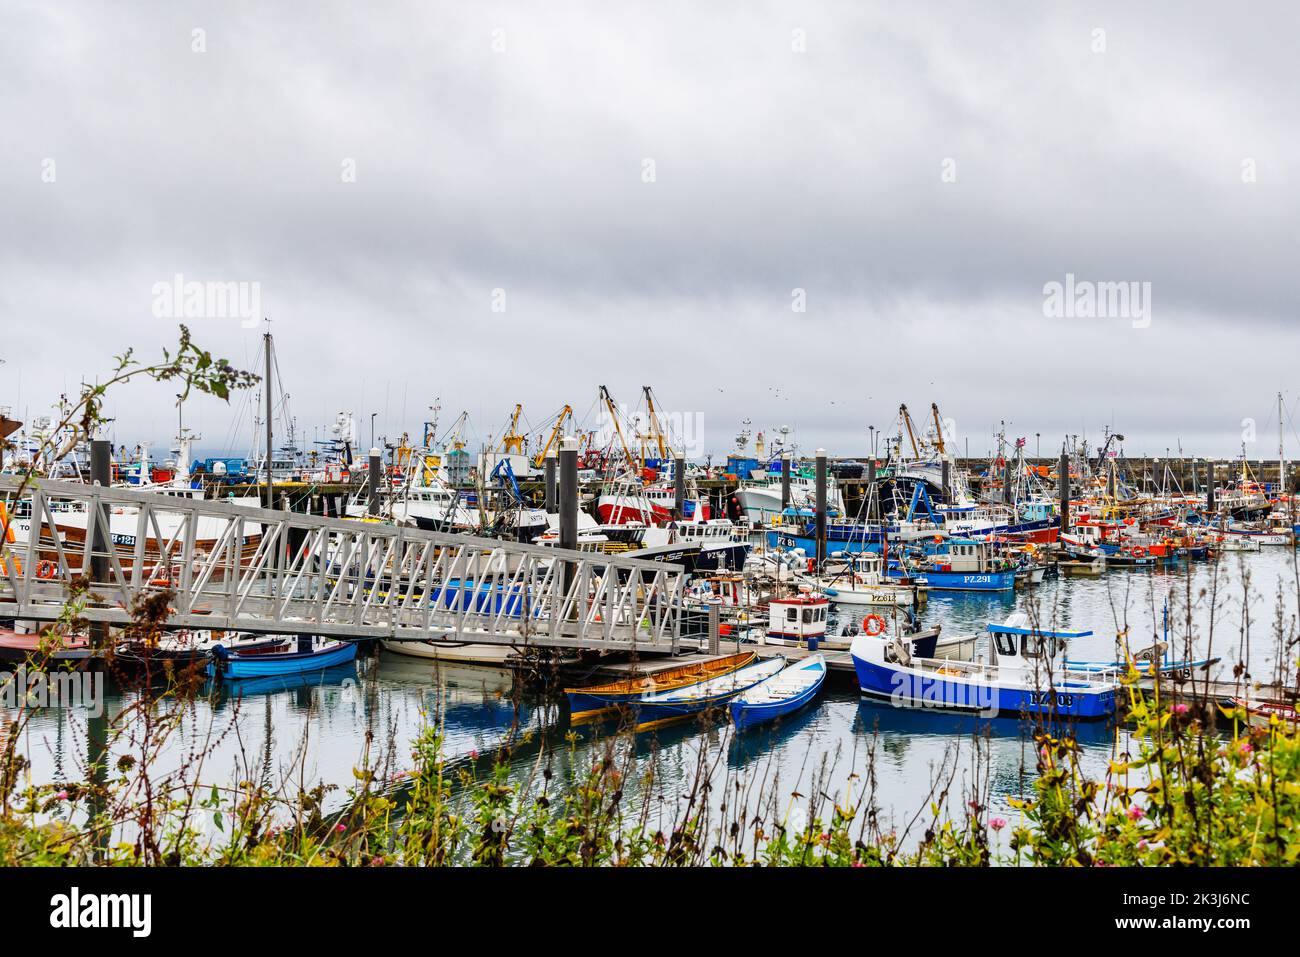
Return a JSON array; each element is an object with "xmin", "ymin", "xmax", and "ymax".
[{"xmin": 7, "ymin": 549, "xmax": 1298, "ymax": 841}]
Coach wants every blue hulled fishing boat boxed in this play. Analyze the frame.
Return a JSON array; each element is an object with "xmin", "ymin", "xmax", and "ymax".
[{"xmin": 850, "ymin": 613, "xmax": 1119, "ymax": 720}]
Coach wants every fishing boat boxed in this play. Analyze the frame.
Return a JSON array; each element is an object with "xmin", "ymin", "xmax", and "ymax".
[
  {"xmin": 633, "ymin": 655, "xmax": 787, "ymax": 729},
  {"xmin": 729, "ymin": 654, "xmax": 827, "ymax": 730},
  {"xmin": 565, "ymin": 650, "xmax": 757, "ymax": 723},
  {"xmin": 910, "ymin": 538, "xmax": 1017, "ymax": 591},
  {"xmin": 207, "ymin": 634, "xmax": 358, "ymax": 679},
  {"xmin": 849, "ymin": 613, "xmax": 1119, "ymax": 719}
]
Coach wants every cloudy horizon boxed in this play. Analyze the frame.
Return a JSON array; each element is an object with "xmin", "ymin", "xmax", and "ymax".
[{"xmin": 2, "ymin": 1, "xmax": 1297, "ymax": 460}]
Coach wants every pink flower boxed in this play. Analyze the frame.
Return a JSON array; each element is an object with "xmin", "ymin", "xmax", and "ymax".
[
  {"xmin": 335, "ymin": 823, "xmax": 347, "ymax": 833},
  {"xmin": 1137, "ymin": 839, "xmax": 1148, "ymax": 851},
  {"xmin": 1171, "ymin": 703, "xmax": 1189, "ymax": 715},
  {"xmin": 851, "ymin": 860, "xmax": 864, "ymax": 868},
  {"xmin": 55, "ymin": 790, "xmax": 68, "ymax": 800},
  {"xmin": 1126, "ymin": 805, "xmax": 1144, "ymax": 821},
  {"xmin": 989, "ymin": 817, "xmax": 1006, "ymax": 831},
  {"xmin": 1238, "ymin": 741, "xmax": 1254, "ymax": 755},
  {"xmin": 469, "ymin": 749, "xmax": 479, "ymax": 760}
]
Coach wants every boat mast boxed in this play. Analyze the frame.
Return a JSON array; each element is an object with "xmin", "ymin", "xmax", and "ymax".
[
  {"xmin": 263, "ymin": 329, "xmax": 274, "ymax": 509},
  {"xmin": 1279, "ymin": 391, "xmax": 1287, "ymax": 514}
]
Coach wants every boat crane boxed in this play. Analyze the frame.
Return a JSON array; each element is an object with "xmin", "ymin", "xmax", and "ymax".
[
  {"xmin": 599, "ymin": 385, "xmax": 640, "ymax": 475},
  {"xmin": 641, "ymin": 386, "xmax": 676, "ymax": 461},
  {"xmin": 532, "ymin": 404, "xmax": 574, "ymax": 467},
  {"xmin": 898, "ymin": 404, "xmax": 921, "ymax": 459},
  {"xmin": 498, "ymin": 404, "xmax": 527, "ymax": 456},
  {"xmin": 929, "ymin": 403, "xmax": 947, "ymax": 456}
]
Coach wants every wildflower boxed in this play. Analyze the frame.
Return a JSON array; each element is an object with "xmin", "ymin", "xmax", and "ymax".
[
  {"xmin": 1137, "ymin": 839, "xmax": 1148, "ymax": 851},
  {"xmin": 469, "ymin": 749, "xmax": 480, "ymax": 760},
  {"xmin": 1170, "ymin": 703, "xmax": 1189, "ymax": 715},
  {"xmin": 989, "ymin": 817, "xmax": 1006, "ymax": 831},
  {"xmin": 335, "ymin": 823, "xmax": 347, "ymax": 833},
  {"xmin": 1238, "ymin": 740, "xmax": 1254, "ymax": 755},
  {"xmin": 55, "ymin": 790, "xmax": 68, "ymax": 801},
  {"xmin": 1126, "ymin": 805, "xmax": 1144, "ymax": 822}
]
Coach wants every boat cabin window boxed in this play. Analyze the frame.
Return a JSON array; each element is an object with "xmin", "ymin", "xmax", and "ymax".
[
  {"xmin": 994, "ymin": 632, "xmax": 1017, "ymax": 657},
  {"xmin": 786, "ymin": 607, "xmax": 798, "ymax": 623},
  {"xmin": 1020, "ymin": 635, "xmax": 1058, "ymax": 659}
]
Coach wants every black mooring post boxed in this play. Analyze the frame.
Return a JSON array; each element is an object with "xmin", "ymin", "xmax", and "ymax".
[
  {"xmin": 814, "ymin": 449, "xmax": 828, "ymax": 571},
  {"xmin": 1003, "ymin": 460, "xmax": 1012, "ymax": 505},
  {"xmin": 544, "ymin": 449, "xmax": 557, "ymax": 513},
  {"xmin": 1058, "ymin": 452, "xmax": 1070, "ymax": 532},
  {"xmin": 674, "ymin": 455, "xmax": 686, "ymax": 520},
  {"xmin": 89, "ymin": 439, "xmax": 111, "ymax": 649},
  {"xmin": 1206, "ymin": 460, "xmax": 1215, "ymax": 513},
  {"xmin": 368, "ymin": 447, "xmax": 382, "ymax": 516},
  {"xmin": 941, "ymin": 459, "xmax": 950, "ymax": 502},
  {"xmin": 559, "ymin": 437, "xmax": 578, "ymax": 593},
  {"xmin": 780, "ymin": 453, "xmax": 792, "ymax": 511}
]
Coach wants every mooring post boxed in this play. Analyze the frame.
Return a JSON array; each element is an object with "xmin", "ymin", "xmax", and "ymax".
[
  {"xmin": 707, "ymin": 600, "xmax": 720, "ymax": 655},
  {"xmin": 559, "ymin": 436, "xmax": 578, "ymax": 593},
  {"xmin": 544, "ymin": 448, "xmax": 557, "ymax": 513},
  {"xmin": 940, "ymin": 458, "xmax": 950, "ymax": 502},
  {"xmin": 674, "ymin": 454, "xmax": 686, "ymax": 520},
  {"xmin": 1206, "ymin": 460, "xmax": 1215, "ymax": 513},
  {"xmin": 866, "ymin": 457, "xmax": 877, "ymax": 521},
  {"xmin": 367, "ymin": 447, "xmax": 382, "ymax": 516},
  {"xmin": 814, "ymin": 448, "xmax": 827, "ymax": 572},
  {"xmin": 88, "ymin": 438, "xmax": 112, "ymax": 858},
  {"xmin": 89, "ymin": 439, "xmax": 111, "ymax": 649},
  {"xmin": 780, "ymin": 452, "xmax": 792, "ymax": 512},
  {"xmin": 1058, "ymin": 451, "xmax": 1070, "ymax": 532},
  {"xmin": 1004, "ymin": 459, "xmax": 1013, "ymax": 505}
]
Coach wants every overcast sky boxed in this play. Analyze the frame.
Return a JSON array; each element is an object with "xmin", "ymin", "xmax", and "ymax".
[{"xmin": 1, "ymin": 1, "xmax": 1297, "ymax": 460}]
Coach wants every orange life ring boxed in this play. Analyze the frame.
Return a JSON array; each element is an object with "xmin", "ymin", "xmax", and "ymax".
[
  {"xmin": 863, "ymin": 614, "xmax": 887, "ymax": 636},
  {"xmin": 1130, "ymin": 546, "xmax": 1146, "ymax": 558},
  {"xmin": 36, "ymin": 560, "xmax": 57, "ymax": 580}
]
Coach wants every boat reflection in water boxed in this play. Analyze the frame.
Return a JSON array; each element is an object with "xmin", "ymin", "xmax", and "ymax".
[
  {"xmin": 206, "ymin": 661, "xmax": 360, "ymax": 709},
  {"xmin": 375, "ymin": 654, "xmax": 562, "ymax": 747}
]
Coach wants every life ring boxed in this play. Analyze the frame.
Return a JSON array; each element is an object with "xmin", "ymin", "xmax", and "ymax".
[
  {"xmin": 36, "ymin": 560, "xmax": 57, "ymax": 580},
  {"xmin": 1130, "ymin": 546, "xmax": 1146, "ymax": 558},
  {"xmin": 862, "ymin": 614, "xmax": 887, "ymax": 636}
]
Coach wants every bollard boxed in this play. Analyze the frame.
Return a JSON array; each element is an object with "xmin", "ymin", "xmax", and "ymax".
[
  {"xmin": 674, "ymin": 455, "xmax": 686, "ymax": 520},
  {"xmin": 780, "ymin": 452, "xmax": 792, "ymax": 511}
]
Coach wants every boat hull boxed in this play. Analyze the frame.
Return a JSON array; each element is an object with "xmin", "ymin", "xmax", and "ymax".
[
  {"xmin": 207, "ymin": 641, "xmax": 358, "ymax": 679},
  {"xmin": 850, "ymin": 650, "xmax": 1117, "ymax": 720}
]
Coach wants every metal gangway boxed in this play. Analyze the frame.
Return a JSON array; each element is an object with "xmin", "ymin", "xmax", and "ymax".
[{"xmin": 0, "ymin": 477, "xmax": 693, "ymax": 653}]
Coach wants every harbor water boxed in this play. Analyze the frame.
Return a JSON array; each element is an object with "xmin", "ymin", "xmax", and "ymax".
[{"xmin": 7, "ymin": 549, "xmax": 1297, "ymax": 844}]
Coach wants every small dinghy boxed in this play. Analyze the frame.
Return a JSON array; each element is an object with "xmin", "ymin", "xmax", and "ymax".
[
  {"xmin": 633, "ymin": 656, "xmax": 786, "ymax": 730},
  {"xmin": 729, "ymin": 655, "xmax": 826, "ymax": 730},
  {"xmin": 207, "ymin": 634, "xmax": 357, "ymax": 679}
]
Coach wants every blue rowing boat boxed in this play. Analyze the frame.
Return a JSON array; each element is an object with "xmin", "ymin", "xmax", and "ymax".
[
  {"xmin": 207, "ymin": 634, "xmax": 358, "ymax": 679},
  {"xmin": 729, "ymin": 655, "xmax": 827, "ymax": 730}
]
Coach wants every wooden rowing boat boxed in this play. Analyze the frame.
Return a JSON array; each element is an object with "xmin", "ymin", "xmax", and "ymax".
[{"xmin": 565, "ymin": 650, "xmax": 757, "ymax": 722}]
